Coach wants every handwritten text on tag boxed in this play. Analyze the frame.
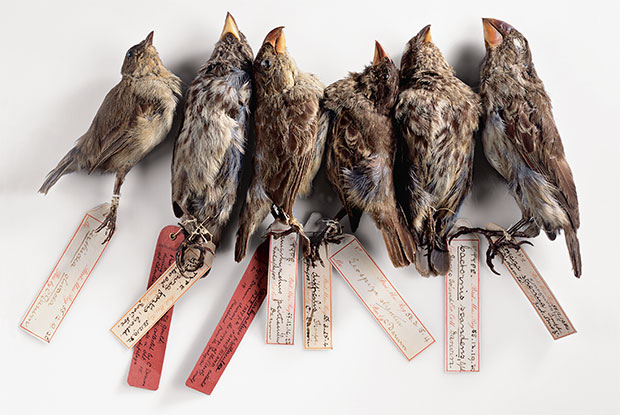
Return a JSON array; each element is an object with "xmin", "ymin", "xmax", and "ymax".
[
  {"xmin": 127, "ymin": 225, "xmax": 182, "ymax": 390},
  {"xmin": 303, "ymin": 242, "xmax": 332, "ymax": 349},
  {"xmin": 499, "ymin": 245, "xmax": 576, "ymax": 340},
  {"xmin": 329, "ymin": 235, "xmax": 434, "ymax": 360},
  {"xmin": 445, "ymin": 238, "xmax": 480, "ymax": 372},
  {"xmin": 111, "ymin": 243, "xmax": 215, "ymax": 349},
  {"xmin": 266, "ymin": 221, "xmax": 298, "ymax": 345},
  {"xmin": 21, "ymin": 203, "xmax": 111, "ymax": 343},
  {"xmin": 186, "ymin": 241, "xmax": 269, "ymax": 395}
]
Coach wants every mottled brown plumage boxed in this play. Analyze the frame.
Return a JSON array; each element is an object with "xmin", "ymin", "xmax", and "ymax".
[
  {"xmin": 234, "ymin": 27, "xmax": 324, "ymax": 262},
  {"xmin": 395, "ymin": 25, "xmax": 481, "ymax": 276},
  {"xmin": 478, "ymin": 18, "xmax": 581, "ymax": 277},
  {"xmin": 171, "ymin": 13, "xmax": 253, "ymax": 268},
  {"xmin": 39, "ymin": 32, "xmax": 181, "ymax": 242},
  {"xmin": 321, "ymin": 41, "xmax": 416, "ymax": 268}
]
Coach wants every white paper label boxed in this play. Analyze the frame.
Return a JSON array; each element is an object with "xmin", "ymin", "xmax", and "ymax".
[
  {"xmin": 303, "ymin": 242, "xmax": 333, "ymax": 349},
  {"xmin": 498, "ymin": 245, "xmax": 576, "ymax": 340},
  {"xmin": 111, "ymin": 244, "xmax": 215, "ymax": 348},
  {"xmin": 329, "ymin": 234, "xmax": 434, "ymax": 360},
  {"xmin": 21, "ymin": 203, "xmax": 111, "ymax": 343},
  {"xmin": 266, "ymin": 221, "xmax": 298, "ymax": 345},
  {"xmin": 445, "ymin": 238, "xmax": 480, "ymax": 372}
]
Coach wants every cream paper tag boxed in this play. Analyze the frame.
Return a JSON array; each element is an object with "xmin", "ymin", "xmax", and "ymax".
[
  {"xmin": 445, "ymin": 237, "xmax": 480, "ymax": 372},
  {"xmin": 266, "ymin": 220, "xmax": 298, "ymax": 345},
  {"xmin": 329, "ymin": 234, "xmax": 434, "ymax": 360},
  {"xmin": 488, "ymin": 223, "xmax": 576, "ymax": 340},
  {"xmin": 111, "ymin": 243, "xmax": 215, "ymax": 348},
  {"xmin": 302, "ymin": 213, "xmax": 333, "ymax": 349},
  {"xmin": 21, "ymin": 203, "xmax": 111, "ymax": 343}
]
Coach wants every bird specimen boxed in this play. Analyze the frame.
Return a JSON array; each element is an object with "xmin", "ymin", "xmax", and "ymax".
[
  {"xmin": 394, "ymin": 25, "xmax": 481, "ymax": 276},
  {"xmin": 171, "ymin": 13, "xmax": 253, "ymax": 270},
  {"xmin": 314, "ymin": 41, "xmax": 416, "ymax": 268},
  {"xmin": 39, "ymin": 32, "xmax": 182, "ymax": 243},
  {"xmin": 455, "ymin": 18, "xmax": 581, "ymax": 277},
  {"xmin": 234, "ymin": 26, "xmax": 325, "ymax": 262}
]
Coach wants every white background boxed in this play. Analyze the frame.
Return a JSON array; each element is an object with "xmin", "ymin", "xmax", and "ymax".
[{"xmin": 1, "ymin": 0, "xmax": 618, "ymax": 414}]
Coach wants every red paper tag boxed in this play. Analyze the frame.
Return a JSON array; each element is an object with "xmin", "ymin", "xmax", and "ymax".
[
  {"xmin": 186, "ymin": 241, "xmax": 269, "ymax": 395},
  {"xmin": 127, "ymin": 225, "xmax": 183, "ymax": 390}
]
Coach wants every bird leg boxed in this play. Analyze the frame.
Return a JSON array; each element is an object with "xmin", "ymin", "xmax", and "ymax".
[
  {"xmin": 263, "ymin": 205, "xmax": 311, "ymax": 257},
  {"xmin": 308, "ymin": 208, "xmax": 347, "ymax": 267},
  {"xmin": 174, "ymin": 212, "xmax": 215, "ymax": 274},
  {"xmin": 96, "ymin": 170, "xmax": 127, "ymax": 244},
  {"xmin": 449, "ymin": 218, "xmax": 534, "ymax": 275}
]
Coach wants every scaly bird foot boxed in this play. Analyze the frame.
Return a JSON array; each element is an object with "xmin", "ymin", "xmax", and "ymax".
[
  {"xmin": 95, "ymin": 203, "xmax": 118, "ymax": 244},
  {"xmin": 308, "ymin": 219, "xmax": 343, "ymax": 267}
]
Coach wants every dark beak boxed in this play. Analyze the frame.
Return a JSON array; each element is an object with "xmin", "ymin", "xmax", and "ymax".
[
  {"xmin": 373, "ymin": 40, "xmax": 390, "ymax": 65},
  {"xmin": 263, "ymin": 26, "xmax": 286, "ymax": 54},
  {"xmin": 145, "ymin": 31, "xmax": 154, "ymax": 46},
  {"xmin": 221, "ymin": 12, "xmax": 240, "ymax": 40},
  {"xmin": 482, "ymin": 18, "xmax": 513, "ymax": 48}
]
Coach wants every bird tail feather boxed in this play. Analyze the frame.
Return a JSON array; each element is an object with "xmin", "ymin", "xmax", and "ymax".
[
  {"xmin": 380, "ymin": 213, "xmax": 416, "ymax": 268},
  {"xmin": 430, "ymin": 245, "xmax": 450, "ymax": 276},
  {"xmin": 39, "ymin": 148, "xmax": 78, "ymax": 194},
  {"xmin": 564, "ymin": 226, "xmax": 582, "ymax": 278}
]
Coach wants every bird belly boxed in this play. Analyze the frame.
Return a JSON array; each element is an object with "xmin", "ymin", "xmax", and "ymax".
[{"xmin": 483, "ymin": 114, "xmax": 568, "ymax": 232}]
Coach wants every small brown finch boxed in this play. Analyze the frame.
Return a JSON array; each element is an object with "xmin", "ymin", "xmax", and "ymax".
[
  {"xmin": 395, "ymin": 25, "xmax": 481, "ymax": 276},
  {"xmin": 39, "ymin": 32, "xmax": 181, "ymax": 243},
  {"xmin": 234, "ymin": 27, "xmax": 324, "ymax": 262},
  {"xmin": 317, "ymin": 41, "xmax": 416, "ymax": 268},
  {"xmin": 171, "ymin": 13, "xmax": 253, "ymax": 269},
  {"xmin": 462, "ymin": 18, "xmax": 581, "ymax": 277}
]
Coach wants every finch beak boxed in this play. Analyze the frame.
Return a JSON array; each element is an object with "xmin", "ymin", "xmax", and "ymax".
[
  {"xmin": 420, "ymin": 24, "xmax": 432, "ymax": 43},
  {"xmin": 373, "ymin": 41, "xmax": 390, "ymax": 65},
  {"xmin": 482, "ymin": 18, "xmax": 512, "ymax": 48},
  {"xmin": 145, "ymin": 31, "xmax": 154, "ymax": 46},
  {"xmin": 221, "ymin": 12, "xmax": 240, "ymax": 40},
  {"xmin": 263, "ymin": 26, "xmax": 286, "ymax": 54}
]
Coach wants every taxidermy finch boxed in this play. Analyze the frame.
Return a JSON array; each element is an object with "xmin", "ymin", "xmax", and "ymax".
[
  {"xmin": 39, "ymin": 32, "xmax": 182, "ymax": 243},
  {"xmin": 234, "ymin": 26, "xmax": 325, "ymax": 262},
  {"xmin": 394, "ymin": 25, "xmax": 481, "ymax": 276},
  {"xmin": 464, "ymin": 18, "xmax": 581, "ymax": 277},
  {"xmin": 171, "ymin": 13, "xmax": 253, "ymax": 270},
  {"xmin": 317, "ymin": 41, "xmax": 416, "ymax": 268}
]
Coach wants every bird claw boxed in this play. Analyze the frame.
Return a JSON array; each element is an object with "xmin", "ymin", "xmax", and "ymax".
[
  {"xmin": 450, "ymin": 225, "xmax": 534, "ymax": 275},
  {"xmin": 175, "ymin": 218, "xmax": 214, "ymax": 275},
  {"xmin": 95, "ymin": 205, "xmax": 117, "ymax": 244},
  {"xmin": 308, "ymin": 219, "xmax": 343, "ymax": 267},
  {"xmin": 263, "ymin": 216, "xmax": 312, "ymax": 258}
]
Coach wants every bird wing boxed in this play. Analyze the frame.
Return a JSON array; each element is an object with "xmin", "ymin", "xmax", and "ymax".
[
  {"xmin": 328, "ymin": 109, "xmax": 370, "ymax": 230},
  {"xmin": 502, "ymin": 95, "xmax": 579, "ymax": 227},
  {"xmin": 86, "ymin": 86, "xmax": 161, "ymax": 173}
]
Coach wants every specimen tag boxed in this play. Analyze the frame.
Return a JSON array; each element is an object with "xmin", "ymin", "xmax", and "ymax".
[
  {"xmin": 21, "ymin": 203, "xmax": 111, "ymax": 343},
  {"xmin": 488, "ymin": 224, "xmax": 576, "ymax": 339},
  {"xmin": 329, "ymin": 235, "xmax": 434, "ymax": 360},
  {"xmin": 303, "ymin": 213, "xmax": 333, "ymax": 349},
  {"xmin": 127, "ymin": 225, "xmax": 183, "ymax": 390},
  {"xmin": 266, "ymin": 220, "xmax": 298, "ymax": 345},
  {"xmin": 186, "ymin": 241, "xmax": 269, "ymax": 395},
  {"xmin": 445, "ymin": 237, "xmax": 480, "ymax": 372},
  {"xmin": 111, "ymin": 242, "xmax": 215, "ymax": 348}
]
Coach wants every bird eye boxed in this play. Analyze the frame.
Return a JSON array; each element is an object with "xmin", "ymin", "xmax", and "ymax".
[
  {"xmin": 127, "ymin": 50, "xmax": 134, "ymax": 58},
  {"xmin": 261, "ymin": 59, "xmax": 272, "ymax": 70}
]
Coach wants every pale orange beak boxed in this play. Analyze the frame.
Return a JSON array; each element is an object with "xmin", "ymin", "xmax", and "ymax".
[
  {"xmin": 373, "ymin": 40, "xmax": 390, "ymax": 65},
  {"xmin": 263, "ymin": 26, "xmax": 286, "ymax": 54},
  {"xmin": 482, "ymin": 18, "xmax": 513, "ymax": 48},
  {"xmin": 145, "ymin": 31, "xmax": 154, "ymax": 46},
  {"xmin": 420, "ymin": 24, "xmax": 432, "ymax": 43},
  {"xmin": 221, "ymin": 12, "xmax": 240, "ymax": 40}
]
